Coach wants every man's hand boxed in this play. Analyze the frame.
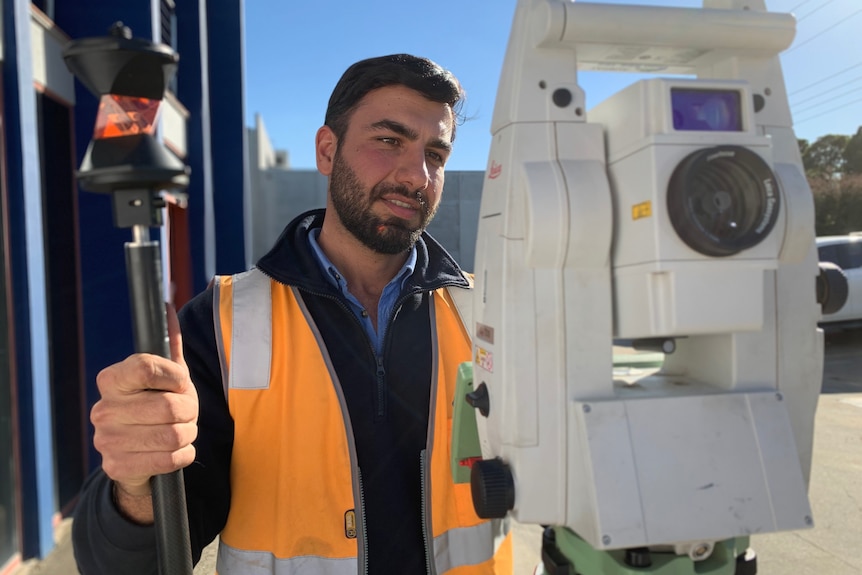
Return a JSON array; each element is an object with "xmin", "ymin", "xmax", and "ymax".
[{"xmin": 90, "ymin": 305, "xmax": 199, "ymax": 524}]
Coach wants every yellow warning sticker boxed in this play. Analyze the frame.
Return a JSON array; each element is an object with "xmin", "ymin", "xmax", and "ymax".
[
  {"xmin": 632, "ymin": 201, "xmax": 652, "ymax": 220},
  {"xmin": 476, "ymin": 347, "xmax": 494, "ymax": 373}
]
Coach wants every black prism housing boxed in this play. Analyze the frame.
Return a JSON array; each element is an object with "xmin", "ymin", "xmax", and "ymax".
[{"xmin": 62, "ymin": 23, "xmax": 189, "ymax": 195}]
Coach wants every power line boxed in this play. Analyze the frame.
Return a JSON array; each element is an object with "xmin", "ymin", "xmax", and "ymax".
[
  {"xmin": 792, "ymin": 75, "xmax": 862, "ymax": 107},
  {"xmin": 788, "ymin": 62, "xmax": 862, "ymax": 95},
  {"xmin": 797, "ymin": 0, "xmax": 837, "ymax": 21},
  {"xmin": 794, "ymin": 95, "xmax": 862, "ymax": 125},
  {"xmin": 788, "ymin": 0, "xmax": 817, "ymax": 13},
  {"xmin": 797, "ymin": 0, "xmax": 839, "ymax": 22},
  {"xmin": 794, "ymin": 84, "xmax": 862, "ymax": 114},
  {"xmin": 785, "ymin": 6, "xmax": 862, "ymax": 53}
]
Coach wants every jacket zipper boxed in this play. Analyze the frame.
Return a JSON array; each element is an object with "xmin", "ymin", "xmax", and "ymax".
[
  {"xmin": 373, "ymin": 290, "xmax": 418, "ymax": 420},
  {"xmin": 375, "ymin": 357, "xmax": 386, "ymax": 419},
  {"xmin": 358, "ymin": 469, "xmax": 369, "ymax": 575},
  {"xmin": 420, "ymin": 449, "xmax": 436, "ymax": 575}
]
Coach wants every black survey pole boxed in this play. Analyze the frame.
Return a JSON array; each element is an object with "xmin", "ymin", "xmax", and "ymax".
[{"xmin": 63, "ymin": 23, "xmax": 193, "ymax": 575}]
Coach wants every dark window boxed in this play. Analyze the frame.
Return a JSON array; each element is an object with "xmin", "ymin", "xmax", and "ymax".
[
  {"xmin": 160, "ymin": 0, "xmax": 176, "ymax": 49},
  {"xmin": 844, "ymin": 241, "xmax": 862, "ymax": 269},
  {"xmin": 819, "ymin": 240, "xmax": 862, "ymax": 270},
  {"xmin": 31, "ymin": 0, "xmax": 53, "ymax": 18},
  {"xmin": 37, "ymin": 93, "xmax": 87, "ymax": 514},
  {"xmin": 161, "ymin": 0, "xmax": 178, "ymax": 94},
  {"xmin": 818, "ymin": 245, "xmax": 839, "ymax": 265},
  {"xmin": 0, "ymin": 106, "xmax": 19, "ymax": 567}
]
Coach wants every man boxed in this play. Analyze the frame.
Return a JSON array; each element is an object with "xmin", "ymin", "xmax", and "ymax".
[{"xmin": 72, "ymin": 54, "xmax": 512, "ymax": 574}]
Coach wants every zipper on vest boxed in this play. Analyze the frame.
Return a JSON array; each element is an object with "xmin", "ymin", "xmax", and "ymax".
[
  {"xmin": 358, "ymin": 468, "xmax": 369, "ymax": 575},
  {"xmin": 420, "ymin": 449, "xmax": 436, "ymax": 575}
]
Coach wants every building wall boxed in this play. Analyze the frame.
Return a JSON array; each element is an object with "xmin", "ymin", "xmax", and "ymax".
[{"xmin": 251, "ymin": 168, "xmax": 327, "ymax": 261}]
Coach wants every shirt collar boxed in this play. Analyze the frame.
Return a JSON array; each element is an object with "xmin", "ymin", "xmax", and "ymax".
[{"xmin": 307, "ymin": 228, "xmax": 417, "ymax": 292}]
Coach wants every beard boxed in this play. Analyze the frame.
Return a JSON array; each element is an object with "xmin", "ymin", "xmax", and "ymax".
[{"xmin": 329, "ymin": 148, "xmax": 437, "ymax": 254}]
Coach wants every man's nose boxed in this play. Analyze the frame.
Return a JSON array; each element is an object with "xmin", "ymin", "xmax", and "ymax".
[{"xmin": 396, "ymin": 148, "xmax": 430, "ymax": 192}]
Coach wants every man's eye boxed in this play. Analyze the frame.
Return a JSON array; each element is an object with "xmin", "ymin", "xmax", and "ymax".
[
  {"xmin": 427, "ymin": 151, "xmax": 445, "ymax": 164},
  {"xmin": 379, "ymin": 137, "xmax": 398, "ymax": 145}
]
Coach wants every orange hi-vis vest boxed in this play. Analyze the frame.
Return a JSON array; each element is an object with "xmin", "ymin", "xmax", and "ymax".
[{"xmin": 212, "ymin": 268, "xmax": 512, "ymax": 574}]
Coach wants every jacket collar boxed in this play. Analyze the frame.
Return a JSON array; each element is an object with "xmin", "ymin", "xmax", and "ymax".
[{"xmin": 255, "ymin": 209, "xmax": 470, "ymax": 294}]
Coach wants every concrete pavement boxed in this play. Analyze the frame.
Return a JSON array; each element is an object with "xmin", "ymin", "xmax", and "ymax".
[
  {"xmin": 18, "ymin": 331, "xmax": 861, "ymax": 574},
  {"xmin": 746, "ymin": 331, "xmax": 862, "ymax": 575}
]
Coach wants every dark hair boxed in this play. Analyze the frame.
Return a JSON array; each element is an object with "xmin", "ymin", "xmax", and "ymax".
[{"xmin": 324, "ymin": 54, "xmax": 465, "ymax": 143}]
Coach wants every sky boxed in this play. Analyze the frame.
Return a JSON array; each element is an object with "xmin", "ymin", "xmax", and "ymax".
[{"xmin": 243, "ymin": 0, "xmax": 862, "ymax": 172}]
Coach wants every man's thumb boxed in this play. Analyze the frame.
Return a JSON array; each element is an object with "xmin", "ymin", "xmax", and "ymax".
[{"xmin": 166, "ymin": 303, "xmax": 185, "ymax": 365}]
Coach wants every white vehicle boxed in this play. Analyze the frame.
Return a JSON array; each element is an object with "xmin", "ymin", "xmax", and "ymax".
[{"xmin": 818, "ymin": 233, "xmax": 862, "ymax": 327}]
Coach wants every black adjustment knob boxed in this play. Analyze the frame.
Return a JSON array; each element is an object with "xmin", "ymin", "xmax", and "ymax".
[
  {"xmin": 817, "ymin": 262, "xmax": 849, "ymax": 315},
  {"xmin": 465, "ymin": 382, "xmax": 490, "ymax": 417},
  {"xmin": 470, "ymin": 458, "xmax": 514, "ymax": 518},
  {"xmin": 736, "ymin": 547, "xmax": 758, "ymax": 575},
  {"xmin": 624, "ymin": 547, "xmax": 652, "ymax": 568},
  {"xmin": 552, "ymin": 88, "xmax": 573, "ymax": 108}
]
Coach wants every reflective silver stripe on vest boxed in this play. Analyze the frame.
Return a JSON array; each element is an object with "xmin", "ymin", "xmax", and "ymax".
[
  {"xmin": 213, "ymin": 276, "xmax": 228, "ymax": 400},
  {"xmin": 217, "ymin": 540, "xmax": 358, "ymax": 575},
  {"xmin": 225, "ymin": 268, "xmax": 273, "ymax": 391},
  {"xmin": 432, "ymin": 521, "xmax": 496, "ymax": 572}
]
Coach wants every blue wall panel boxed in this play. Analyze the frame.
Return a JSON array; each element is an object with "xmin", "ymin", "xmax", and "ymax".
[
  {"xmin": 176, "ymin": 0, "xmax": 215, "ymax": 294},
  {"xmin": 207, "ymin": 0, "xmax": 248, "ymax": 275},
  {"xmin": 3, "ymin": 0, "xmax": 57, "ymax": 559}
]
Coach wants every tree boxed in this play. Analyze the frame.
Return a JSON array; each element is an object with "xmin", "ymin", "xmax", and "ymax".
[
  {"xmin": 798, "ymin": 138, "xmax": 809, "ymax": 158},
  {"xmin": 802, "ymin": 134, "xmax": 849, "ymax": 179},
  {"xmin": 843, "ymin": 126, "xmax": 862, "ymax": 175},
  {"xmin": 812, "ymin": 174, "xmax": 862, "ymax": 236}
]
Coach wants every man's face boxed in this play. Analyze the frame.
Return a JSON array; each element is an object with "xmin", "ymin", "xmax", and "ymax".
[
  {"xmin": 329, "ymin": 145, "xmax": 437, "ymax": 254},
  {"xmin": 319, "ymin": 85, "xmax": 454, "ymax": 254}
]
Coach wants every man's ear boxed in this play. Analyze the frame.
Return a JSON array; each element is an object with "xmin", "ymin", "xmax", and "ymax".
[{"xmin": 316, "ymin": 126, "xmax": 337, "ymax": 176}]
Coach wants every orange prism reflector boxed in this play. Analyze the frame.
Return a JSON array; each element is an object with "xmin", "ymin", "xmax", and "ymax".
[{"xmin": 93, "ymin": 95, "xmax": 161, "ymax": 139}]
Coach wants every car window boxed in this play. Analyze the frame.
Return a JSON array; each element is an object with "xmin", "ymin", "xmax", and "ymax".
[
  {"xmin": 819, "ymin": 240, "xmax": 862, "ymax": 270},
  {"xmin": 845, "ymin": 241, "xmax": 862, "ymax": 269},
  {"xmin": 818, "ymin": 245, "xmax": 840, "ymax": 266}
]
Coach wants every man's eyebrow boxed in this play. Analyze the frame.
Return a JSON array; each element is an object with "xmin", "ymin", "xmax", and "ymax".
[
  {"xmin": 370, "ymin": 119, "xmax": 452, "ymax": 153},
  {"xmin": 371, "ymin": 119, "xmax": 417, "ymax": 140}
]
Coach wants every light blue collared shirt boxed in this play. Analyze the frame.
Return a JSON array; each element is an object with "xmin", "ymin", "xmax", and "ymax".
[{"xmin": 307, "ymin": 228, "xmax": 417, "ymax": 355}]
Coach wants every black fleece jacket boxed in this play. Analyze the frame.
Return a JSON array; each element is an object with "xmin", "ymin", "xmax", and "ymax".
[{"xmin": 72, "ymin": 209, "xmax": 471, "ymax": 574}]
